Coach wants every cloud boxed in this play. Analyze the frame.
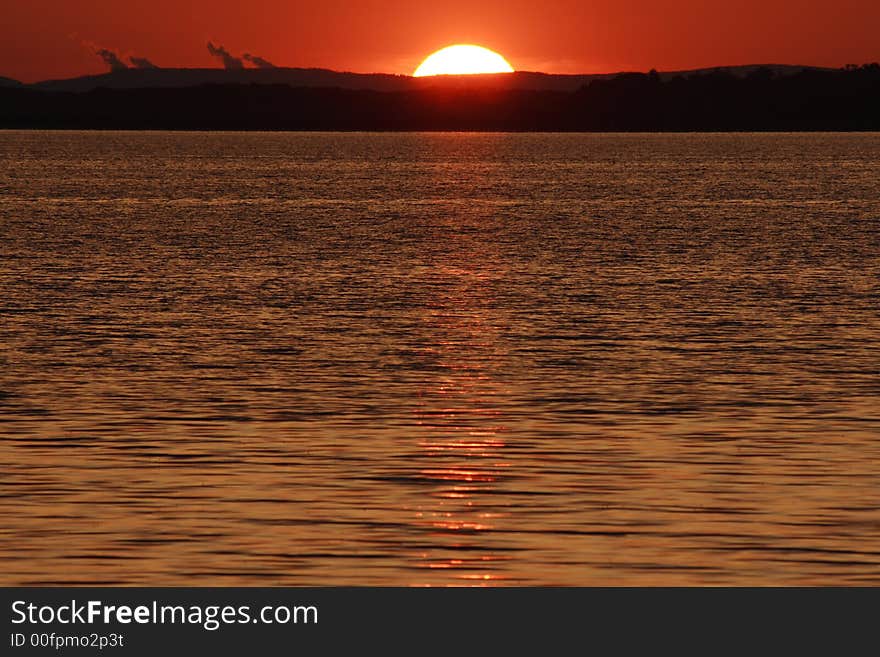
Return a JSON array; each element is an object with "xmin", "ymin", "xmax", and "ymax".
[
  {"xmin": 96, "ymin": 48, "xmax": 128, "ymax": 72},
  {"xmin": 129, "ymin": 56, "xmax": 159, "ymax": 69},
  {"xmin": 243, "ymin": 53, "xmax": 276, "ymax": 69},
  {"xmin": 207, "ymin": 42, "xmax": 244, "ymax": 70}
]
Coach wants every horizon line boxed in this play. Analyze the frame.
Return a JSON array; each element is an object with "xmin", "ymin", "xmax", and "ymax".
[{"xmin": 5, "ymin": 61, "xmax": 860, "ymax": 86}]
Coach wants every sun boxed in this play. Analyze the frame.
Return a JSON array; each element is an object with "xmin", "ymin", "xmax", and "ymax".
[{"xmin": 413, "ymin": 44, "xmax": 514, "ymax": 77}]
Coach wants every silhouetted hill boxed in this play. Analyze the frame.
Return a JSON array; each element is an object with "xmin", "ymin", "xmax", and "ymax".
[
  {"xmin": 33, "ymin": 68, "xmax": 414, "ymax": 93},
  {"xmin": 29, "ymin": 67, "xmax": 615, "ymax": 93},
  {"xmin": 2, "ymin": 64, "xmax": 877, "ymax": 131},
  {"xmin": 27, "ymin": 64, "xmax": 831, "ymax": 93},
  {"xmin": 0, "ymin": 76, "xmax": 22, "ymax": 88}
]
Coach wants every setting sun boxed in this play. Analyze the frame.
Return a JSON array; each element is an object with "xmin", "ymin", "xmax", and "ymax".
[{"xmin": 413, "ymin": 44, "xmax": 514, "ymax": 77}]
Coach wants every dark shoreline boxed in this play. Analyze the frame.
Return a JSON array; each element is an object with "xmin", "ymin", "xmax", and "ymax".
[{"xmin": 2, "ymin": 64, "xmax": 878, "ymax": 132}]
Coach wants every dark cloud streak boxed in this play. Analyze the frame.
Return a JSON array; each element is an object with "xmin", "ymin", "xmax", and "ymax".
[
  {"xmin": 243, "ymin": 53, "xmax": 276, "ymax": 69},
  {"xmin": 96, "ymin": 48, "xmax": 128, "ymax": 72},
  {"xmin": 207, "ymin": 42, "xmax": 243, "ymax": 70},
  {"xmin": 129, "ymin": 56, "xmax": 158, "ymax": 69}
]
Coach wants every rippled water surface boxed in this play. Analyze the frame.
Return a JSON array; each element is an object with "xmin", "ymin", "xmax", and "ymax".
[{"xmin": 1, "ymin": 131, "xmax": 879, "ymax": 585}]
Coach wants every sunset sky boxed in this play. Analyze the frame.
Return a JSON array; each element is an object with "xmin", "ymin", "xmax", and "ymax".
[{"xmin": 3, "ymin": 0, "xmax": 879, "ymax": 83}]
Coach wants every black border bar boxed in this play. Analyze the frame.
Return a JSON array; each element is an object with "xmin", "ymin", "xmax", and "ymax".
[{"xmin": 2, "ymin": 588, "xmax": 876, "ymax": 654}]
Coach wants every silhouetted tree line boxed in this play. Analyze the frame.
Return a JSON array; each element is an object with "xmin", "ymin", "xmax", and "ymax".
[{"xmin": 2, "ymin": 64, "xmax": 878, "ymax": 131}]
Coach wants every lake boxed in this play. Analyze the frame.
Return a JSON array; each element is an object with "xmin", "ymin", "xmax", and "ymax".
[{"xmin": 1, "ymin": 131, "xmax": 879, "ymax": 585}]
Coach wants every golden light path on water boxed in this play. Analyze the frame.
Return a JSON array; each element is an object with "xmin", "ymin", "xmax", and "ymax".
[{"xmin": 410, "ymin": 248, "xmax": 512, "ymax": 584}]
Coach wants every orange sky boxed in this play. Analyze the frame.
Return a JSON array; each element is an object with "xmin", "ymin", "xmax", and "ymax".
[{"xmin": 3, "ymin": 0, "xmax": 879, "ymax": 82}]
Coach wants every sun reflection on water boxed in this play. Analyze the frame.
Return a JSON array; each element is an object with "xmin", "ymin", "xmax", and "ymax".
[{"xmin": 406, "ymin": 219, "xmax": 516, "ymax": 586}]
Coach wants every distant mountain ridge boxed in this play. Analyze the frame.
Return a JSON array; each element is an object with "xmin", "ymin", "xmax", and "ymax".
[
  {"xmin": 6, "ymin": 63, "xmax": 876, "ymax": 131},
  {"xmin": 26, "ymin": 64, "xmax": 832, "ymax": 93}
]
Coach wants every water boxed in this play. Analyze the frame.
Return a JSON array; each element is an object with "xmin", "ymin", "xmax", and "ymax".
[{"xmin": 1, "ymin": 131, "xmax": 879, "ymax": 586}]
